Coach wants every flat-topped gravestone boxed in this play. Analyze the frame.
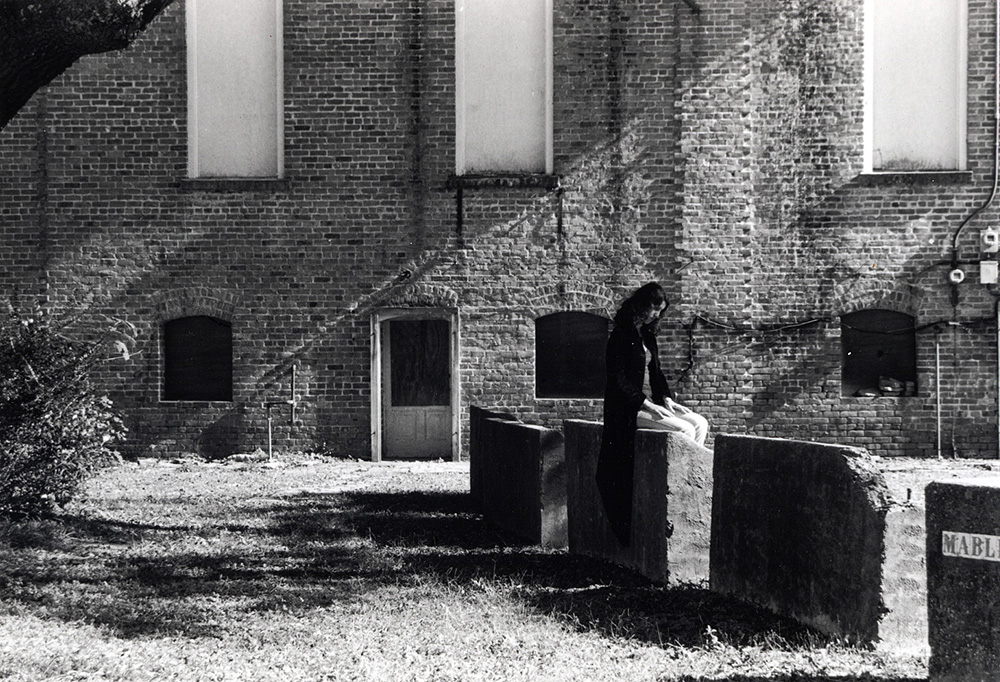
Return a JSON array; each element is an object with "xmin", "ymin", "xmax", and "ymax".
[
  {"xmin": 469, "ymin": 405, "xmax": 519, "ymax": 507},
  {"xmin": 927, "ymin": 477, "xmax": 1000, "ymax": 682},
  {"xmin": 469, "ymin": 406, "xmax": 566, "ymax": 548},
  {"xmin": 711, "ymin": 434, "xmax": 893, "ymax": 645},
  {"xmin": 564, "ymin": 420, "xmax": 712, "ymax": 585}
]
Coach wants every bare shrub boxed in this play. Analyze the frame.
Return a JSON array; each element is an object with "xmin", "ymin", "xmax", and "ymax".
[{"xmin": 0, "ymin": 303, "xmax": 132, "ymax": 517}]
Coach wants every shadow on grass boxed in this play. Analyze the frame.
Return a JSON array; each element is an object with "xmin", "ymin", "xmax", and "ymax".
[
  {"xmin": 0, "ymin": 485, "xmax": 921, "ymax": 679},
  {"xmin": 0, "ymin": 498, "xmax": 372, "ymax": 637},
  {"xmin": 677, "ymin": 679, "xmax": 924, "ymax": 682},
  {"xmin": 341, "ymin": 491, "xmax": 825, "ymax": 648}
]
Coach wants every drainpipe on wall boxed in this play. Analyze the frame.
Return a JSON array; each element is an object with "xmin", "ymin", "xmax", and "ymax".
[{"xmin": 36, "ymin": 88, "xmax": 50, "ymax": 302}]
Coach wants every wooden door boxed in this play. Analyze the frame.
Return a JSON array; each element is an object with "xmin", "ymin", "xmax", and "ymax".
[{"xmin": 382, "ymin": 318, "xmax": 452, "ymax": 459}]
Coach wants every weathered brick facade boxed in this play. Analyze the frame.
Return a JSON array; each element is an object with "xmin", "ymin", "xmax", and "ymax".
[{"xmin": 1, "ymin": 0, "xmax": 998, "ymax": 459}]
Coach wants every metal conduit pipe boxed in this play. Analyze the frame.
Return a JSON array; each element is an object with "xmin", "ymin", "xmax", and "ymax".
[
  {"xmin": 994, "ymin": 0, "xmax": 1000, "ymax": 460},
  {"xmin": 950, "ymin": 0, "xmax": 1000, "ymax": 266},
  {"xmin": 945, "ymin": 0, "xmax": 1000, "ymax": 457},
  {"xmin": 936, "ymin": 329, "xmax": 943, "ymax": 459}
]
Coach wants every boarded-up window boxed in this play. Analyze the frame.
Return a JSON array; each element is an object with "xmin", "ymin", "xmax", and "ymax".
[
  {"xmin": 455, "ymin": 0, "xmax": 552, "ymax": 174},
  {"xmin": 866, "ymin": 0, "xmax": 967, "ymax": 171},
  {"xmin": 535, "ymin": 312, "xmax": 609, "ymax": 399},
  {"xmin": 163, "ymin": 316, "xmax": 233, "ymax": 401},
  {"xmin": 841, "ymin": 310, "xmax": 916, "ymax": 397},
  {"xmin": 187, "ymin": 0, "xmax": 283, "ymax": 177}
]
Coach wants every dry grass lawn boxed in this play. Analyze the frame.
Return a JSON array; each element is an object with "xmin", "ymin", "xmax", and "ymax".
[{"xmin": 0, "ymin": 455, "xmax": 926, "ymax": 681}]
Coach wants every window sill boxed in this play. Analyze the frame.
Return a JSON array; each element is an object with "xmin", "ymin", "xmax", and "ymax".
[
  {"xmin": 178, "ymin": 178, "xmax": 289, "ymax": 193},
  {"xmin": 447, "ymin": 173, "xmax": 561, "ymax": 190},
  {"xmin": 856, "ymin": 171, "xmax": 973, "ymax": 187}
]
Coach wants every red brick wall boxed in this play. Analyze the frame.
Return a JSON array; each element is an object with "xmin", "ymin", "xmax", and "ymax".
[{"xmin": 1, "ymin": 0, "xmax": 998, "ymax": 459}]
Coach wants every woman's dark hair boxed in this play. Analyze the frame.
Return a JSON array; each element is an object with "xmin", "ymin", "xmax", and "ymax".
[{"xmin": 613, "ymin": 282, "xmax": 668, "ymax": 330}]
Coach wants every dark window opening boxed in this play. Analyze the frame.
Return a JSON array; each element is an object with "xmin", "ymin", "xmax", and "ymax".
[
  {"xmin": 163, "ymin": 315, "xmax": 233, "ymax": 401},
  {"xmin": 535, "ymin": 312, "xmax": 609, "ymax": 399},
  {"xmin": 841, "ymin": 309, "xmax": 917, "ymax": 397}
]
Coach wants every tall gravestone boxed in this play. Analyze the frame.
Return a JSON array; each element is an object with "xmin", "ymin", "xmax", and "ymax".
[{"xmin": 926, "ymin": 478, "xmax": 1000, "ymax": 681}]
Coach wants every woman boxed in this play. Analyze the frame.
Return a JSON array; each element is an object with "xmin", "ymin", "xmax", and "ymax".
[{"xmin": 595, "ymin": 282, "xmax": 709, "ymax": 545}]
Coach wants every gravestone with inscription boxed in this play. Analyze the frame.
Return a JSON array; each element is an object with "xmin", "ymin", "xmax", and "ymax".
[{"xmin": 926, "ymin": 478, "xmax": 1000, "ymax": 681}]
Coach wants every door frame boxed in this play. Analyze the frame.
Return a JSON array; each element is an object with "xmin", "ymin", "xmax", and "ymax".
[{"xmin": 370, "ymin": 307, "xmax": 460, "ymax": 462}]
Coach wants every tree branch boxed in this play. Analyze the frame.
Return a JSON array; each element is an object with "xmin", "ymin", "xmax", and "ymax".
[{"xmin": 0, "ymin": 0, "xmax": 176, "ymax": 129}]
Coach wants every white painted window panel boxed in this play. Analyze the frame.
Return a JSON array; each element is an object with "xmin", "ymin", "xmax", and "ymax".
[
  {"xmin": 456, "ymin": 0, "xmax": 552, "ymax": 174},
  {"xmin": 187, "ymin": 0, "xmax": 283, "ymax": 178},
  {"xmin": 867, "ymin": 0, "xmax": 967, "ymax": 171}
]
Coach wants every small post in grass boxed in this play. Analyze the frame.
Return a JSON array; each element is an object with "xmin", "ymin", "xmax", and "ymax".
[{"xmin": 264, "ymin": 400, "xmax": 295, "ymax": 461}]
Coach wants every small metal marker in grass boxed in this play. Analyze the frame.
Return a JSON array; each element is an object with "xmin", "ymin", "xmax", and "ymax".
[
  {"xmin": 263, "ymin": 400, "xmax": 295, "ymax": 460},
  {"xmin": 263, "ymin": 364, "xmax": 299, "ymax": 460}
]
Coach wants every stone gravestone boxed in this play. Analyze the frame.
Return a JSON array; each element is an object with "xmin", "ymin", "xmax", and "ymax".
[
  {"xmin": 711, "ymin": 434, "xmax": 891, "ymax": 644},
  {"xmin": 564, "ymin": 420, "xmax": 712, "ymax": 585},
  {"xmin": 926, "ymin": 478, "xmax": 1000, "ymax": 681}
]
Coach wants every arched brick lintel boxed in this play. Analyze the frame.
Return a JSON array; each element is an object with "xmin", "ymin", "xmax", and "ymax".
[
  {"xmin": 832, "ymin": 279, "xmax": 918, "ymax": 319},
  {"xmin": 527, "ymin": 283, "xmax": 619, "ymax": 320},
  {"xmin": 154, "ymin": 288, "xmax": 238, "ymax": 323},
  {"xmin": 377, "ymin": 282, "xmax": 460, "ymax": 309}
]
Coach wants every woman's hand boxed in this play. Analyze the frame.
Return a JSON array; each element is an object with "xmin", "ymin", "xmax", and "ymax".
[
  {"xmin": 664, "ymin": 397, "xmax": 691, "ymax": 415},
  {"xmin": 641, "ymin": 400, "xmax": 675, "ymax": 421}
]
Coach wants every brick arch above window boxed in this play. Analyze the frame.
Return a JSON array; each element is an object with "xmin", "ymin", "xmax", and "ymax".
[
  {"xmin": 528, "ymin": 284, "xmax": 618, "ymax": 320},
  {"xmin": 154, "ymin": 288, "xmax": 237, "ymax": 324},
  {"xmin": 374, "ymin": 282, "xmax": 459, "ymax": 310},
  {"xmin": 832, "ymin": 280, "xmax": 918, "ymax": 320}
]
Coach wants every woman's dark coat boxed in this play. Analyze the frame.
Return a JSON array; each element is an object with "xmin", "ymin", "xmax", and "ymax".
[{"xmin": 595, "ymin": 321, "xmax": 673, "ymax": 545}]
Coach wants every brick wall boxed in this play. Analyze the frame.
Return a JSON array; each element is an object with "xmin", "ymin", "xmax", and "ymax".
[
  {"xmin": 673, "ymin": 0, "xmax": 1000, "ymax": 458},
  {"xmin": 1, "ymin": 0, "xmax": 998, "ymax": 458}
]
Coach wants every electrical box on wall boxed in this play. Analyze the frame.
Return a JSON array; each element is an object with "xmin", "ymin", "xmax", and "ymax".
[
  {"xmin": 981, "ymin": 260, "xmax": 999, "ymax": 285},
  {"xmin": 982, "ymin": 227, "xmax": 1000, "ymax": 253}
]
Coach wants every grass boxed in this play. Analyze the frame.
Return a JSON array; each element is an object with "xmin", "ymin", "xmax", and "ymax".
[{"xmin": 0, "ymin": 455, "xmax": 926, "ymax": 682}]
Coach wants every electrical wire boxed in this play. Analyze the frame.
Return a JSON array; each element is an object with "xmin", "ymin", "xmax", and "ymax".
[{"xmin": 676, "ymin": 311, "xmax": 997, "ymax": 382}]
